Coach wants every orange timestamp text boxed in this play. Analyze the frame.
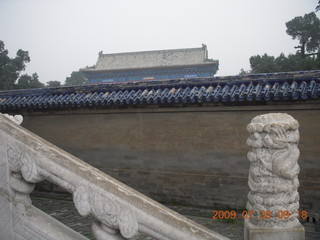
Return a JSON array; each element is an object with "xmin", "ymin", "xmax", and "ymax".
[{"xmin": 212, "ymin": 210, "xmax": 308, "ymax": 220}]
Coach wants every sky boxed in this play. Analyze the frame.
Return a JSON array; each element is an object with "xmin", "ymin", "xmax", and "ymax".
[{"xmin": 0, "ymin": 0, "xmax": 319, "ymax": 84}]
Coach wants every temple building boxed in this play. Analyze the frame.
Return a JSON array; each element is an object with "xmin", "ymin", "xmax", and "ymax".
[{"xmin": 80, "ymin": 45, "xmax": 219, "ymax": 84}]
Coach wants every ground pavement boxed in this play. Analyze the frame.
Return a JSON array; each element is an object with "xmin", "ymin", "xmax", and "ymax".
[{"xmin": 30, "ymin": 194, "xmax": 320, "ymax": 240}]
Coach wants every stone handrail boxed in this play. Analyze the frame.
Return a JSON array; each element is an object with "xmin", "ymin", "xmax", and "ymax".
[{"xmin": 0, "ymin": 113, "xmax": 228, "ymax": 240}]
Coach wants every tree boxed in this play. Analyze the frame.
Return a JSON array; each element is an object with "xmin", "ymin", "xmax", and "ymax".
[
  {"xmin": 0, "ymin": 40, "xmax": 30, "ymax": 90},
  {"xmin": 247, "ymin": 52, "xmax": 320, "ymax": 74},
  {"xmin": 46, "ymin": 80, "xmax": 61, "ymax": 87},
  {"xmin": 239, "ymin": 68, "xmax": 250, "ymax": 75},
  {"xmin": 249, "ymin": 54, "xmax": 278, "ymax": 73},
  {"xmin": 16, "ymin": 73, "xmax": 44, "ymax": 89},
  {"xmin": 286, "ymin": 12, "xmax": 320, "ymax": 59},
  {"xmin": 242, "ymin": 12, "xmax": 320, "ymax": 74},
  {"xmin": 276, "ymin": 53, "xmax": 320, "ymax": 72},
  {"xmin": 64, "ymin": 71, "xmax": 88, "ymax": 86},
  {"xmin": 316, "ymin": 1, "xmax": 320, "ymax": 12}
]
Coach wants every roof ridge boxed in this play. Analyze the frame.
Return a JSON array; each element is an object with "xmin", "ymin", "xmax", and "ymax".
[{"xmin": 98, "ymin": 46, "xmax": 205, "ymax": 57}]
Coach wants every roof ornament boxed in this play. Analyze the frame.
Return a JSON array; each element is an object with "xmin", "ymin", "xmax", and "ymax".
[
  {"xmin": 98, "ymin": 51, "xmax": 103, "ymax": 56},
  {"xmin": 202, "ymin": 44, "xmax": 208, "ymax": 59}
]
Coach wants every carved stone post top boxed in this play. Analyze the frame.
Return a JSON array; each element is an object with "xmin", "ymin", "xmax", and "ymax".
[
  {"xmin": 247, "ymin": 113, "xmax": 300, "ymax": 149},
  {"xmin": 247, "ymin": 113, "xmax": 299, "ymax": 133},
  {"xmin": 2, "ymin": 113, "xmax": 23, "ymax": 125}
]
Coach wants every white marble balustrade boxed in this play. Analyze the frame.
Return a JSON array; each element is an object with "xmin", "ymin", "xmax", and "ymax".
[{"xmin": 0, "ymin": 113, "xmax": 228, "ymax": 240}]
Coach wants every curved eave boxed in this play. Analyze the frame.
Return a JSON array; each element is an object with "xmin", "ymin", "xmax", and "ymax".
[{"xmin": 80, "ymin": 62, "xmax": 219, "ymax": 74}]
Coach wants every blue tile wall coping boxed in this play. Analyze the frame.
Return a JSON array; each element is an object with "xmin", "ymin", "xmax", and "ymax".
[{"xmin": 0, "ymin": 70, "xmax": 319, "ymax": 111}]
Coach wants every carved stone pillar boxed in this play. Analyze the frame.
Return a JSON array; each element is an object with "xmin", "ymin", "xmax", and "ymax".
[{"xmin": 244, "ymin": 113, "xmax": 305, "ymax": 240}]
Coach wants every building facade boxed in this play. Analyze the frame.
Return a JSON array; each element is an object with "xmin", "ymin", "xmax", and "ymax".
[{"xmin": 80, "ymin": 45, "xmax": 219, "ymax": 83}]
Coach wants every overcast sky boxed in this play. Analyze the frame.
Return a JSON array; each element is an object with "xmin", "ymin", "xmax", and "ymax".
[{"xmin": 0, "ymin": 0, "xmax": 319, "ymax": 84}]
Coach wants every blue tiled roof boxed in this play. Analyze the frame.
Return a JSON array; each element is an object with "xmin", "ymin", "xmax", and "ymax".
[{"xmin": 0, "ymin": 70, "xmax": 319, "ymax": 112}]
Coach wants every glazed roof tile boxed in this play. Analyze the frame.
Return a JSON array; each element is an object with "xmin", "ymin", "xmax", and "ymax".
[{"xmin": 0, "ymin": 70, "xmax": 319, "ymax": 112}]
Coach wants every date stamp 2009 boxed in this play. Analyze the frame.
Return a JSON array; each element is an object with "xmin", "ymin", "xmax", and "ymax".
[{"xmin": 212, "ymin": 210, "xmax": 308, "ymax": 220}]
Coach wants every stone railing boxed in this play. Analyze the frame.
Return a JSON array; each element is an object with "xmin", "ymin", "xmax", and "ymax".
[{"xmin": 0, "ymin": 113, "xmax": 228, "ymax": 240}]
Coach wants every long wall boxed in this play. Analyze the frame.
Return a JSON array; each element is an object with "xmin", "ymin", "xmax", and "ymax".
[{"xmin": 19, "ymin": 103, "xmax": 320, "ymax": 210}]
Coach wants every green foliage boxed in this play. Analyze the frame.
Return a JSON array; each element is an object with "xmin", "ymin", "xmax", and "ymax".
[
  {"xmin": 249, "ymin": 54, "xmax": 278, "ymax": 73},
  {"xmin": 286, "ymin": 12, "xmax": 320, "ymax": 59},
  {"xmin": 0, "ymin": 40, "xmax": 30, "ymax": 90},
  {"xmin": 0, "ymin": 40, "xmax": 46, "ymax": 90},
  {"xmin": 46, "ymin": 80, "xmax": 61, "ymax": 87},
  {"xmin": 16, "ymin": 73, "xmax": 44, "ymax": 89},
  {"xmin": 249, "ymin": 53, "xmax": 320, "ymax": 74},
  {"xmin": 239, "ymin": 68, "xmax": 251, "ymax": 75},
  {"xmin": 316, "ymin": 1, "xmax": 320, "ymax": 12},
  {"xmin": 64, "ymin": 71, "xmax": 88, "ymax": 86}
]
